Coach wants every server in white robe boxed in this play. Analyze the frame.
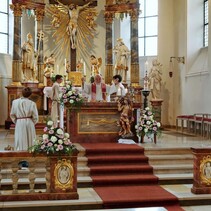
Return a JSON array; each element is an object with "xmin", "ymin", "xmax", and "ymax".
[
  {"xmin": 10, "ymin": 87, "xmax": 39, "ymax": 151},
  {"xmin": 109, "ymin": 74, "xmax": 126, "ymax": 97},
  {"xmin": 51, "ymin": 74, "xmax": 63, "ymax": 127}
]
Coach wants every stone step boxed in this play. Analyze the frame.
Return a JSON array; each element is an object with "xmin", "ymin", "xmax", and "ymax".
[
  {"xmin": 157, "ymin": 173, "xmax": 193, "ymax": 184},
  {"xmin": 153, "ymin": 164, "xmax": 193, "ymax": 174},
  {"xmin": 145, "ymin": 147, "xmax": 192, "ymax": 155},
  {"xmin": 148, "ymin": 154, "xmax": 193, "ymax": 165}
]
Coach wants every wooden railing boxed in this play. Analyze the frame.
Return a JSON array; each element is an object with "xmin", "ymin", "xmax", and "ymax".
[{"xmin": 0, "ymin": 151, "xmax": 78, "ymax": 201}]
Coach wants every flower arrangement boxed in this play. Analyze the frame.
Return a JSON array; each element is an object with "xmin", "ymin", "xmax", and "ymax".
[
  {"xmin": 135, "ymin": 107, "xmax": 161, "ymax": 138},
  {"xmin": 29, "ymin": 120, "xmax": 76, "ymax": 155},
  {"xmin": 59, "ymin": 80, "xmax": 84, "ymax": 109}
]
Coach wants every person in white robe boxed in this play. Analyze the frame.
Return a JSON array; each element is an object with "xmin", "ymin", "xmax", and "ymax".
[
  {"xmin": 10, "ymin": 87, "xmax": 39, "ymax": 151},
  {"xmin": 51, "ymin": 74, "xmax": 63, "ymax": 127},
  {"xmin": 109, "ymin": 74, "xmax": 126, "ymax": 97},
  {"xmin": 82, "ymin": 74, "xmax": 110, "ymax": 102}
]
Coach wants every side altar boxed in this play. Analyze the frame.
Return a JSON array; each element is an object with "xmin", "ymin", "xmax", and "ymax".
[
  {"xmin": 65, "ymin": 102, "xmax": 140, "ymax": 143},
  {"xmin": 5, "ymin": 83, "xmax": 45, "ymax": 129}
]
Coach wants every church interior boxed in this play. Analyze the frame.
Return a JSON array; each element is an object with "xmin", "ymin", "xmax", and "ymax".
[{"xmin": 0, "ymin": 0, "xmax": 211, "ymax": 210}]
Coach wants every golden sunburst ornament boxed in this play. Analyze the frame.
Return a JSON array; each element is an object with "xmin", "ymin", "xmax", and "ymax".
[{"xmin": 45, "ymin": 0, "xmax": 98, "ymax": 58}]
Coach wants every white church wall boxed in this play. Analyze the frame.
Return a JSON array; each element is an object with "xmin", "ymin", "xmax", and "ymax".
[
  {"xmin": 181, "ymin": 0, "xmax": 211, "ymax": 117},
  {"xmin": 157, "ymin": 0, "xmax": 211, "ymax": 127},
  {"xmin": 157, "ymin": 0, "xmax": 175, "ymax": 126},
  {"xmin": 170, "ymin": 0, "xmax": 187, "ymax": 126},
  {"xmin": 0, "ymin": 53, "xmax": 12, "ymax": 126},
  {"xmin": 90, "ymin": 0, "xmax": 106, "ymax": 78}
]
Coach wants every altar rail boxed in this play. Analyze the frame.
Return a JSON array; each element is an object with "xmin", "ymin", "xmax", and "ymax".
[{"xmin": 0, "ymin": 151, "xmax": 78, "ymax": 201}]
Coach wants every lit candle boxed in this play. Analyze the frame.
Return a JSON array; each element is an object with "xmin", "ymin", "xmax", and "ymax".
[
  {"xmin": 145, "ymin": 60, "xmax": 148, "ymax": 71},
  {"xmin": 56, "ymin": 65, "xmax": 59, "ymax": 74},
  {"xmin": 83, "ymin": 62, "xmax": 86, "ymax": 75},
  {"xmin": 64, "ymin": 58, "xmax": 67, "ymax": 75}
]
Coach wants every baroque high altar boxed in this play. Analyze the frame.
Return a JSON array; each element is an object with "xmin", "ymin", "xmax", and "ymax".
[{"xmin": 5, "ymin": 0, "xmax": 143, "ymax": 142}]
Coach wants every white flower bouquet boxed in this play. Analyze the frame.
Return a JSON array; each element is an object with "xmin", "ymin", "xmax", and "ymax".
[
  {"xmin": 135, "ymin": 107, "xmax": 161, "ymax": 138},
  {"xmin": 29, "ymin": 120, "xmax": 76, "ymax": 155},
  {"xmin": 59, "ymin": 80, "xmax": 84, "ymax": 109}
]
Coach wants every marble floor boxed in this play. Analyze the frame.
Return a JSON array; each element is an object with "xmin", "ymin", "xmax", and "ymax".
[{"xmin": 0, "ymin": 128, "xmax": 211, "ymax": 211}]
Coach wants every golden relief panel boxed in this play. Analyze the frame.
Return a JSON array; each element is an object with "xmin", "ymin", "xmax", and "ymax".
[
  {"xmin": 77, "ymin": 112, "xmax": 120, "ymax": 134},
  {"xmin": 54, "ymin": 159, "xmax": 74, "ymax": 190},
  {"xmin": 200, "ymin": 155, "xmax": 211, "ymax": 186}
]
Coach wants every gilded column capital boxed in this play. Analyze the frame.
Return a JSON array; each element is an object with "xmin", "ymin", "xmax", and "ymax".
[
  {"xmin": 35, "ymin": 8, "xmax": 45, "ymax": 21},
  {"xmin": 104, "ymin": 11, "xmax": 114, "ymax": 24},
  {"xmin": 10, "ymin": 3, "xmax": 23, "ymax": 17},
  {"xmin": 129, "ymin": 9, "xmax": 139, "ymax": 22}
]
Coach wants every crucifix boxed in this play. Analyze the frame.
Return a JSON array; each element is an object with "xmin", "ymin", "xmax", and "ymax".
[{"xmin": 49, "ymin": 0, "xmax": 97, "ymax": 72}]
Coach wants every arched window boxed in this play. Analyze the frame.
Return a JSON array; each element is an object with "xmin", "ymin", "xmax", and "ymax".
[
  {"xmin": 138, "ymin": 0, "xmax": 158, "ymax": 56},
  {"xmin": 0, "ymin": 0, "xmax": 10, "ymax": 54}
]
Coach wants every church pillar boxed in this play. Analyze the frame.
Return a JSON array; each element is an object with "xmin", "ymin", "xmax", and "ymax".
[
  {"xmin": 35, "ymin": 7, "xmax": 45, "ymax": 86},
  {"xmin": 104, "ymin": 12, "xmax": 114, "ymax": 84},
  {"xmin": 130, "ymin": 8, "xmax": 140, "ymax": 87},
  {"xmin": 10, "ymin": 3, "xmax": 23, "ymax": 86}
]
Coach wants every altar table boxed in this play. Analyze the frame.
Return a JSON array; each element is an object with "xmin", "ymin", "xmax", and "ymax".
[{"xmin": 65, "ymin": 102, "xmax": 140, "ymax": 143}]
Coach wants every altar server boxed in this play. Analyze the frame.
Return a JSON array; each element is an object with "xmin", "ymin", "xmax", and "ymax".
[
  {"xmin": 10, "ymin": 87, "xmax": 39, "ymax": 151},
  {"xmin": 109, "ymin": 74, "xmax": 126, "ymax": 97},
  {"xmin": 51, "ymin": 74, "xmax": 63, "ymax": 127}
]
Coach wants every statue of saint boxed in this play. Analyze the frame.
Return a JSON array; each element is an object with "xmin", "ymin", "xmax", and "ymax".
[
  {"xmin": 22, "ymin": 33, "xmax": 37, "ymax": 82},
  {"xmin": 113, "ymin": 38, "xmax": 130, "ymax": 82},
  {"xmin": 76, "ymin": 60, "xmax": 83, "ymax": 72},
  {"xmin": 44, "ymin": 53, "xmax": 55, "ymax": 77},
  {"xmin": 66, "ymin": 60, "xmax": 71, "ymax": 73},
  {"xmin": 56, "ymin": 0, "xmax": 92, "ymax": 49},
  {"xmin": 148, "ymin": 59, "xmax": 162, "ymax": 99},
  {"xmin": 44, "ymin": 53, "xmax": 55, "ymax": 86},
  {"xmin": 51, "ymin": 11, "xmax": 61, "ymax": 28},
  {"xmin": 117, "ymin": 97, "xmax": 134, "ymax": 137},
  {"xmin": 90, "ymin": 55, "xmax": 102, "ymax": 76}
]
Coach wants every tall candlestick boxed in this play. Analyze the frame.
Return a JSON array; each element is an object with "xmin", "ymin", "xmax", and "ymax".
[
  {"xmin": 64, "ymin": 58, "xmax": 67, "ymax": 75},
  {"xmin": 83, "ymin": 62, "xmax": 86, "ymax": 75},
  {"xmin": 56, "ymin": 65, "xmax": 59, "ymax": 74}
]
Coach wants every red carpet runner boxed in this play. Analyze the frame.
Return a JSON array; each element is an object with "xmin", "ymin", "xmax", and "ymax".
[{"xmin": 81, "ymin": 143, "xmax": 184, "ymax": 211}]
